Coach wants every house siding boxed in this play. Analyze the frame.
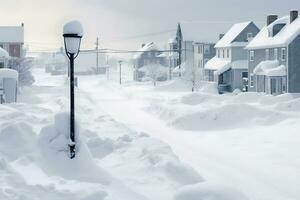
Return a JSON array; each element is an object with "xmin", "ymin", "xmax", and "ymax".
[{"xmin": 288, "ymin": 34, "xmax": 300, "ymax": 93}]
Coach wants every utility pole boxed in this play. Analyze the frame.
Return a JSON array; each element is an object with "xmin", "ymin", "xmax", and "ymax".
[
  {"xmin": 119, "ymin": 60, "xmax": 122, "ymax": 85},
  {"xmin": 177, "ymin": 23, "xmax": 182, "ymax": 78},
  {"xmin": 96, "ymin": 37, "xmax": 99, "ymax": 74},
  {"xmin": 106, "ymin": 55, "xmax": 109, "ymax": 80}
]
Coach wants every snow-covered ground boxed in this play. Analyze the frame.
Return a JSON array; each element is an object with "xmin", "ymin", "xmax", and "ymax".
[{"xmin": 1, "ymin": 65, "xmax": 300, "ymax": 200}]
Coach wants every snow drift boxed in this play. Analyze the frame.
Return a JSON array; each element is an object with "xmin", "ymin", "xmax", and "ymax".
[{"xmin": 174, "ymin": 183, "xmax": 248, "ymax": 200}]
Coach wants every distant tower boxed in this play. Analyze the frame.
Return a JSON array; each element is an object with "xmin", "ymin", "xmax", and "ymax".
[{"xmin": 176, "ymin": 23, "xmax": 183, "ymax": 77}]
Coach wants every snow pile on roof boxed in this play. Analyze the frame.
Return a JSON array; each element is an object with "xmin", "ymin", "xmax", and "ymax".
[
  {"xmin": 0, "ymin": 68, "xmax": 18, "ymax": 80},
  {"xmin": 215, "ymin": 22, "xmax": 251, "ymax": 48},
  {"xmin": 253, "ymin": 60, "xmax": 286, "ymax": 76},
  {"xmin": 173, "ymin": 183, "xmax": 248, "ymax": 200},
  {"xmin": 247, "ymin": 16, "xmax": 300, "ymax": 49},
  {"xmin": 133, "ymin": 42, "xmax": 158, "ymax": 59},
  {"xmin": 204, "ymin": 56, "xmax": 230, "ymax": 71},
  {"xmin": 0, "ymin": 47, "xmax": 9, "ymax": 58},
  {"xmin": 168, "ymin": 36, "xmax": 177, "ymax": 44},
  {"xmin": 63, "ymin": 20, "xmax": 83, "ymax": 36},
  {"xmin": 0, "ymin": 26, "xmax": 24, "ymax": 43},
  {"xmin": 180, "ymin": 22, "xmax": 231, "ymax": 43},
  {"xmin": 214, "ymin": 60, "xmax": 248, "ymax": 75}
]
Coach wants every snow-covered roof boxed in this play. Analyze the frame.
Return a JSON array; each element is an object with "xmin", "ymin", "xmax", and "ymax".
[
  {"xmin": 168, "ymin": 36, "xmax": 177, "ymax": 44},
  {"xmin": 215, "ymin": 22, "xmax": 251, "ymax": 48},
  {"xmin": 133, "ymin": 42, "xmax": 158, "ymax": 59},
  {"xmin": 246, "ymin": 16, "xmax": 300, "ymax": 49},
  {"xmin": 179, "ymin": 22, "xmax": 231, "ymax": 43},
  {"xmin": 204, "ymin": 56, "xmax": 230, "ymax": 71},
  {"xmin": 0, "ymin": 26, "xmax": 24, "ymax": 43},
  {"xmin": 0, "ymin": 47, "xmax": 9, "ymax": 58},
  {"xmin": 0, "ymin": 68, "xmax": 18, "ymax": 80},
  {"xmin": 214, "ymin": 60, "xmax": 248, "ymax": 75},
  {"xmin": 253, "ymin": 60, "xmax": 286, "ymax": 76}
]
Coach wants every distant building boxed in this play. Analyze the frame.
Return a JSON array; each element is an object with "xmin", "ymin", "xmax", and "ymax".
[
  {"xmin": 169, "ymin": 22, "xmax": 229, "ymax": 80},
  {"xmin": 0, "ymin": 47, "xmax": 9, "ymax": 68},
  {"xmin": 133, "ymin": 42, "xmax": 167, "ymax": 81},
  {"xmin": 205, "ymin": 21, "xmax": 259, "ymax": 93},
  {"xmin": 246, "ymin": 11, "xmax": 300, "ymax": 95},
  {"xmin": 0, "ymin": 24, "xmax": 24, "ymax": 58}
]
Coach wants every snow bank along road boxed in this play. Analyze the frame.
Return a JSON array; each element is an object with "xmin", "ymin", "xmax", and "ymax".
[
  {"xmin": 79, "ymin": 73, "xmax": 300, "ymax": 200},
  {"xmin": 1, "ymin": 68, "xmax": 300, "ymax": 200},
  {"xmin": 1, "ymin": 68, "xmax": 250, "ymax": 200}
]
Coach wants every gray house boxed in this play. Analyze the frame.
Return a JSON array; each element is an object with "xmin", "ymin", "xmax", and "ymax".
[
  {"xmin": 169, "ymin": 22, "xmax": 229, "ymax": 79},
  {"xmin": 246, "ymin": 11, "xmax": 300, "ymax": 95},
  {"xmin": 133, "ymin": 42, "xmax": 167, "ymax": 81},
  {"xmin": 205, "ymin": 21, "xmax": 260, "ymax": 93}
]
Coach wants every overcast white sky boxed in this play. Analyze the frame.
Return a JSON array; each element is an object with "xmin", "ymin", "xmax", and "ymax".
[{"xmin": 0, "ymin": 0, "xmax": 299, "ymax": 51}]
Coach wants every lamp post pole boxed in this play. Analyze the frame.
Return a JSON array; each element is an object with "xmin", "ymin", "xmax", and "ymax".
[
  {"xmin": 69, "ymin": 53, "xmax": 75, "ymax": 159},
  {"xmin": 63, "ymin": 20, "xmax": 83, "ymax": 159}
]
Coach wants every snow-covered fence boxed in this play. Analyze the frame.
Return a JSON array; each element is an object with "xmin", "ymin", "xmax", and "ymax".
[{"xmin": 0, "ymin": 68, "xmax": 18, "ymax": 103}]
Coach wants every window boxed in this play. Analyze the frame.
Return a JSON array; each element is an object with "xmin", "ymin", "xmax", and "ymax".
[
  {"xmin": 249, "ymin": 51, "xmax": 254, "ymax": 61},
  {"xmin": 250, "ymin": 74, "xmax": 254, "ymax": 87},
  {"xmin": 274, "ymin": 48, "xmax": 278, "ymax": 60},
  {"xmin": 217, "ymin": 49, "xmax": 220, "ymax": 58},
  {"xmin": 265, "ymin": 49, "xmax": 269, "ymax": 60},
  {"xmin": 197, "ymin": 45, "xmax": 202, "ymax": 54},
  {"xmin": 222, "ymin": 49, "xmax": 225, "ymax": 58},
  {"xmin": 227, "ymin": 49, "xmax": 230, "ymax": 58},
  {"xmin": 247, "ymin": 33, "xmax": 253, "ymax": 41},
  {"xmin": 281, "ymin": 48, "xmax": 286, "ymax": 61},
  {"xmin": 204, "ymin": 45, "xmax": 210, "ymax": 54}
]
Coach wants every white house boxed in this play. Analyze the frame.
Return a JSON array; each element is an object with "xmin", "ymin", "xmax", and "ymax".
[{"xmin": 0, "ymin": 24, "xmax": 24, "ymax": 58}]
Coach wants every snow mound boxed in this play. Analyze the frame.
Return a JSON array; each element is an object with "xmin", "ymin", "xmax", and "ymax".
[
  {"xmin": 171, "ymin": 103, "xmax": 288, "ymax": 131},
  {"xmin": 174, "ymin": 183, "xmax": 248, "ymax": 200},
  {"xmin": 181, "ymin": 93, "xmax": 218, "ymax": 105},
  {"xmin": 0, "ymin": 68, "xmax": 18, "ymax": 80},
  {"xmin": 0, "ymin": 122, "xmax": 37, "ymax": 161},
  {"xmin": 156, "ymin": 79, "xmax": 192, "ymax": 92},
  {"xmin": 198, "ymin": 82, "xmax": 219, "ymax": 94},
  {"xmin": 38, "ymin": 112, "xmax": 111, "ymax": 184}
]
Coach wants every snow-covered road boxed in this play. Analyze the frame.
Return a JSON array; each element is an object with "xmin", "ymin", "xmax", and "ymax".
[{"xmin": 79, "ymin": 74, "xmax": 300, "ymax": 200}]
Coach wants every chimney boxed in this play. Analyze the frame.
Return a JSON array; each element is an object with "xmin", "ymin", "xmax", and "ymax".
[
  {"xmin": 267, "ymin": 15, "xmax": 278, "ymax": 25},
  {"xmin": 141, "ymin": 43, "xmax": 145, "ymax": 48},
  {"xmin": 219, "ymin": 34, "xmax": 225, "ymax": 40},
  {"xmin": 290, "ymin": 10, "xmax": 298, "ymax": 23}
]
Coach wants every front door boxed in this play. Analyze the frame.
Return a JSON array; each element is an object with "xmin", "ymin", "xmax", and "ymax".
[{"xmin": 270, "ymin": 78, "xmax": 282, "ymax": 95}]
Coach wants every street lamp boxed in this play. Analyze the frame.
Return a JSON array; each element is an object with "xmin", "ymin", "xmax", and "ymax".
[
  {"xmin": 118, "ymin": 60, "xmax": 122, "ymax": 85},
  {"xmin": 63, "ymin": 20, "xmax": 83, "ymax": 159}
]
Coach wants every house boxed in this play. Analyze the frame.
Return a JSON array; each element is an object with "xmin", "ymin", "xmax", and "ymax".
[
  {"xmin": 246, "ymin": 11, "xmax": 300, "ymax": 95},
  {"xmin": 205, "ymin": 21, "xmax": 260, "ymax": 93},
  {"xmin": 133, "ymin": 42, "xmax": 167, "ymax": 81},
  {"xmin": 0, "ymin": 47, "xmax": 9, "ymax": 68},
  {"xmin": 0, "ymin": 24, "xmax": 24, "ymax": 58},
  {"xmin": 169, "ymin": 22, "xmax": 229, "ymax": 79}
]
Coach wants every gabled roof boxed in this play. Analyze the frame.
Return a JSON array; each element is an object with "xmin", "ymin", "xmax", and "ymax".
[
  {"xmin": 133, "ymin": 42, "xmax": 159, "ymax": 59},
  {"xmin": 215, "ymin": 21, "xmax": 252, "ymax": 48},
  {"xmin": 0, "ymin": 26, "xmax": 24, "ymax": 43},
  {"xmin": 246, "ymin": 16, "xmax": 300, "ymax": 49},
  {"xmin": 179, "ymin": 22, "xmax": 231, "ymax": 43}
]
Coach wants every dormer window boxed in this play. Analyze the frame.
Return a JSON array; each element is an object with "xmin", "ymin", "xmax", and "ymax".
[
  {"xmin": 247, "ymin": 33, "xmax": 253, "ymax": 41},
  {"xmin": 272, "ymin": 24, "xmax": 286, "ymax": 36}
]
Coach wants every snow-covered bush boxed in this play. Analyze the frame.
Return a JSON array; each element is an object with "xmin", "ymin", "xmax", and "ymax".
[
  {"xmin": 8, "ymin": 57, "xmax": 35, "ymax": 86},
  {"xmin": 138, "ymin": 63, "xmax": 168, "ymax": 86}
]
